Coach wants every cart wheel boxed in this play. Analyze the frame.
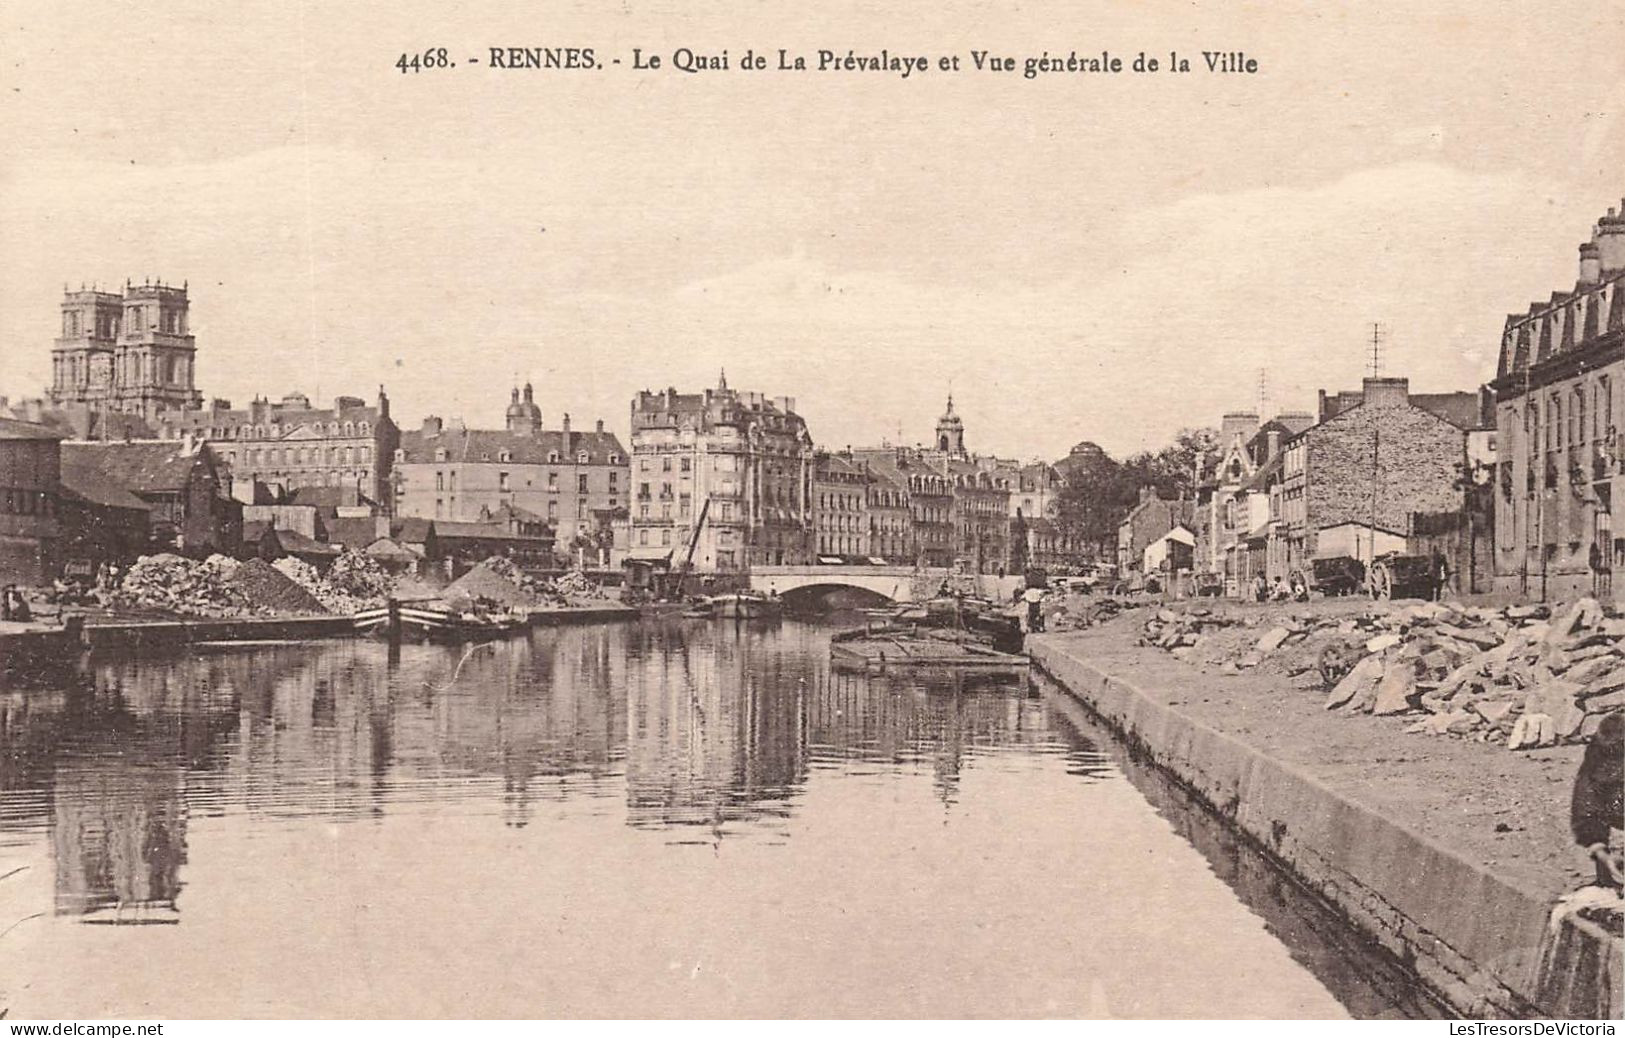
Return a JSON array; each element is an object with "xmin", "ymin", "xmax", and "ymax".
[
  {"xmin": 1367, "ymin": 561, "xmax": 1393, "ymax": 601},
  {"xmin": 1289, "ymin": 569, "xmax": 1312, "ymax": 600}
]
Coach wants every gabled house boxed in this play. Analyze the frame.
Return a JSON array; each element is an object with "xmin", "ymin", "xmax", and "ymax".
[{"xmin": 58, "ymin": 439, "xmax": 238, "ymax": 557}]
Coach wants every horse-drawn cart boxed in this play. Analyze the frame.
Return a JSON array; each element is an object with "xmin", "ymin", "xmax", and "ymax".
[
  {"xmin": 1301, "ymin": 556, "xmax": 1366, "ymax": 597},
  {"xmin": 1363, "ymin": 552, "xmax": 1441, "ymax": 601}
]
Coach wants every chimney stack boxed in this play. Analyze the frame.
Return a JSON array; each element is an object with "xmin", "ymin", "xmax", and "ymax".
[
  {"xmin": 1580, "ymin": 241, "xmax": 1602, "ymax": 286},
  {"xmin": 595, "ymin": 418, "xmax": 604, "ymax": 433},
  {"xmin": 1220, "ymin": 411, "xmax": 1259, "ymax": 445},
  {"xmin": 1595, "ymin": 205, "xmax": 1625, "ymax": 274},
  {"xmin": 421, "ymin": 415, "xmax": 443, "ymax": 437},
  {"xmin": 1362, "ymin": 376, "xmax": 1410, "ymax": 409}
]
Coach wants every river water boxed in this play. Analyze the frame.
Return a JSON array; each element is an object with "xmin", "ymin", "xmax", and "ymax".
[{"xmin": 0, "ymin": 618, "xmax": 1436, "ymax": 1018}]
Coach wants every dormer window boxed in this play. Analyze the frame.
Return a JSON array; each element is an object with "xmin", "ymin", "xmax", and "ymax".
[
  {"xmin": 608, "ymin": 454, "xmax": 621, "ymax": 465},
  {"xmin": 577, "ymin": 451, "xmax": 589, "ymax": 464},
  {"xmin": 498, "ymin": 450, "xmax": 512, "ymax": 463},
  {"xmin": 548, "ymin": 451, "xmax": 560, "ymax": 463},
  {"xmin": 434, "ymin": 448, "xmax": 447, "ymax": 462},
  {"xmin": 358, "ymin": 422, "xmax": 370, "ymax": 435}
]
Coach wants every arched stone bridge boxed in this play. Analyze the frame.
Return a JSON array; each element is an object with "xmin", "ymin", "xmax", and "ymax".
[
  {"xmin": 749, "ymin": 565, "xmax": 938, "ymax": 605},
  {"xmin": 749, "ymin": 565, "xmax": 1022, "ymax": 608}
]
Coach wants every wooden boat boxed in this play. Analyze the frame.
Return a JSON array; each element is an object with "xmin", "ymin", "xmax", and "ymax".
[
  {"xmin": 709, "ymin": 591, "xmax": 783, "ymax": 620},
  {"xmin": 829, "ymin": 625, "xmax": 1029, "ymax": 673},
  {"xmin": 353, "ymin": 602, "xmax": 527, "ymax": 643}
]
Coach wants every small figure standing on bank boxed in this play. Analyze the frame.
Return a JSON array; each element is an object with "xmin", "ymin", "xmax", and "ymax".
[
  {"xmin": 1571, "ymin": 710, "xmax": 1624, "ymax": 889},
  {"xmin": 1022, "ymin": 584, "xmax": 1045, "ymax": 633}
]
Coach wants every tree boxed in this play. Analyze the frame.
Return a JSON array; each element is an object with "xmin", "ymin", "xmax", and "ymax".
[
  {"xmin": 1009, "ymin": 509, "xmax": 1030, "ymax": 574},
  {"xmin": 1054, "ymin": 444, "xmax": 1127, "ymax": 560},
  {"xmin": 1052, "ymin": 428, "xmax": 1220, "ymax": 566},
  {"xmin": 1120, "ymin": 427, "xmax": 1221, "ymax": 500}
]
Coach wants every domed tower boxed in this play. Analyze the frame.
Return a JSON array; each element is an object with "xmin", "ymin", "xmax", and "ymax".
[
  {"xmin": 506, "ymin": 382, "xmax": 542, "ymax": 436},
  {"xmin": 936, "ymin": 394, "xmax": 966, "ymax": 458}
]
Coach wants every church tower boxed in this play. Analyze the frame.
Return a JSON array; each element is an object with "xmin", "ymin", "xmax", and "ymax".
[
  {"xmin": 116, "ymin": 280, "xmax": 202, "ymax": 418},
  {"xmin": 935, "ymin": 394, "xmax": 966, "ymax": 458},
  {"xmin": 505, "ymin": 382, "xmax": 542, "ymax": 436},
  {"xmin": 49, "ymin": 286, "xmax": 124, "ymax": 410}
]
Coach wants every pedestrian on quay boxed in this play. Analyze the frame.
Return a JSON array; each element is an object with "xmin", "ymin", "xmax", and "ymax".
[
  {"xmin": 1022, "ymin": 584, "xmax": 1045, "ymax": 633},
  {"xmin": 1571, "ymin": 710, "xmax": 1624, "ymax": 889}
]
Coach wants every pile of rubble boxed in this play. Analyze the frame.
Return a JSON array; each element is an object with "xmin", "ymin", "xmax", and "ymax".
[
  {"xmin": 549, "ymin": 569, "xmax": 605, "ymax": 602},
  {"xmin": 1140, "ymin": 599, "xmax": 1624, "ymax": 749},
  {"xmin": 325, "ymin": 550, "xmax": 395, "ymax": 604},
  {"xmin": 272, "ymin": 555, "xmax": 388, "ymax": 615},
  {"xmin": 232, "ymin": 559, "xmax": 329, "ymax": 615},
  {"xmin": 112, "ymin": 554, "xmax": 253, "ymax": 617},
  {"xmin": 443, "ymin": 557, "xmax": 541, "ymax": 609},
  {"xmin": 1043, "ymin": 592, "xmax": 1128, "ymax": 632}
]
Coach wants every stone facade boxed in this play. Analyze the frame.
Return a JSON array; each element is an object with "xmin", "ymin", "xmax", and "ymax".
[
  {"xmin": 850, "ymin": 447, "xmax": 954, "ymax": 566},
  {"xmin": 160, "ymin": 389, "xmax": 400, "ymax": 509},
  {"xmin": 1117, "ymin": 486, "xmax": 1195, "ymax": 578},
  {"xmin": 48, "ymin": 281, "xmax": 203, "ymax": 420},
  {"xmin": 1490, "ymin": 201, "xmax": 1625, "ymax": 602},
  {"xmin": 394, "ymin": 390, "xmax": 628, "ymax": 557},
  {"xmin": 1281, "ymin": 378, "xmax": 1472, "ymax": 579},
  {"xmin": 812, "ymin": 451, "xmax": 870, "ymax": 558},
  {"xmin": 628, "ymin": 373, "xmax": 812, "ymax": 572}
]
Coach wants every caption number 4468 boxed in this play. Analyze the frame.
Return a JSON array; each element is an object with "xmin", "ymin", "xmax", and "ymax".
[{"xmin": 397, "ymin": 48, "xmax": 452, "ymax": 73}]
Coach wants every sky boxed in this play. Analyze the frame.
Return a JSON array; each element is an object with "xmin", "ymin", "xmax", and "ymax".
[{"xmin": 1, "ymin": 0, "xmax": 1621, "ymax": 462}]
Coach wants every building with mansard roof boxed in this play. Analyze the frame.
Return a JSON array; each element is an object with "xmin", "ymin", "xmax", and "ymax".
[
  {"xmin": 394, "ymin": 386, "xmax": 627, "ymax": 560},
  {"xmin": 628, "ymin": 372, "xmax": 812, "ymax": 571},
  {"xmin": 158, "ymin": 388, "xmax": 400, "ymax": 511},
  {"xmin": 1490, "ymin": 200, "xmax": 1625, "ymax": 603}
]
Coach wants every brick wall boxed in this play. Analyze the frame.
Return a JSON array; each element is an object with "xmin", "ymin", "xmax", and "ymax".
[{"xmin": 1305, "ymin": 401, "xmax": 1465, "ymax": 539}]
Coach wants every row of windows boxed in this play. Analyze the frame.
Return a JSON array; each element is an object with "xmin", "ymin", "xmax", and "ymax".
[
  {"xmin": 425, "ymin": 448, "xmax": 613, "ymax": 465},
  {"xmin": 247, "ymin": 470, "xmax": 368, "ymax": 488},
  {"xmin": 1521, "ymin": 376, "xmax": 1615, "ymax": 455},
  {"xmin": 817, "ymin": 492, "xmax": 863, "ymax": 511},
  {"xmin": 432, "ymin": 497, "xmax": 591, "ymax": 520},
  {"xmin": 214, "ymin": 421, "xmax": 371, "ymax": 440},
  {"xmin": 223, "ymin": 446, "xmax": 371, "ymax": 467},
  {"xmin": 635, "ymin": 526, "xmax": 740, "ymax": 548},
  {"xmin": 436, "ymin": 470, "xmax": 617, "ymax": 493},
  {"xmin": 0, "ymin": 487, "xmax": 58, "ymax": 516}
]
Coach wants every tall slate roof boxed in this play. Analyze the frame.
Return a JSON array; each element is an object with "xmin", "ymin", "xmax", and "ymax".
[{"xmin": 398, "ymin": 428, "xmax": 626, "ymax": 466}]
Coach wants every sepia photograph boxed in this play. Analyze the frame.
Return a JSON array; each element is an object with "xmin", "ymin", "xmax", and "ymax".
[{"xmin": 0, "ymin": 0, "xmax": 1621, "ymax": 1024}]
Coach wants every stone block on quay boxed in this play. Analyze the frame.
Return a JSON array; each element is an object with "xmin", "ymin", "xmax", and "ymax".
[{"xmin": 1326, "ymin": 652, "xmax": 1385, "ymax": 710}]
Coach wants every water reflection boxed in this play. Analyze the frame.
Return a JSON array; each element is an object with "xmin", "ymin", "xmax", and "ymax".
[
  {"xmin": 4, "ymin": 621, "xmax": 1087, "ymax": 916},
  {"xmin": 0, "ymin": 620, "xmax": 1418, "ymax": 1018}
]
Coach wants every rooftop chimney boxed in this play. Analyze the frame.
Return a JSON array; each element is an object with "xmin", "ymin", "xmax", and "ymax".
[
  {"xmin": 1579, "ymin": 240, "xmax": 1602, "ymax": 286},
  {"xmin": 421, "ymin": 415, "xmax": 443, "ymax": 437},
  {"xmin": 1595, "ymin": 205, "xmax": 1625, "ymax": 274},
  {"xmin": 1220, "ymin": 411, "xmax": 1259, "ymax": 445},
  {"xmin": 1362, "ymin": 376, "xmax": 1410, "ymax": 409},
  {"xmin": 595, "ymin": 419, "xmax": 604, "ymax": 433}
]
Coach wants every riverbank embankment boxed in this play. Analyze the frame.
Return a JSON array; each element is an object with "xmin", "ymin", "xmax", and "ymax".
[
  {"xmin": 1, "ymin": 604, "xmax": 639, "ymax": 671},
  {"xmin": 1029, "ymin": 618, "xmax": 1622, "ymax": 1019}
]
